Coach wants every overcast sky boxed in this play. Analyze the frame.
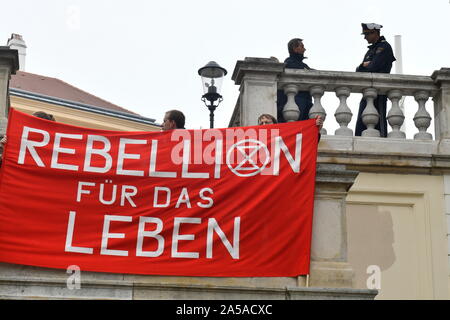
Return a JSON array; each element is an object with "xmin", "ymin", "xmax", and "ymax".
[{"xmin": 2, "ymin": 0, "xmax": 449, "ymax": 134}]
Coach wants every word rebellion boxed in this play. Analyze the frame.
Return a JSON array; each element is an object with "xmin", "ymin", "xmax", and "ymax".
[{"xmin": 17, "ymin": 126, "xmax": 303, "ymax": 178}]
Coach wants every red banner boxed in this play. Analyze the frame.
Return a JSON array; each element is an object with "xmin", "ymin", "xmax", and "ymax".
[{"xmin": 0, "ymin": 109, "xmax": 318, "ymax": 277}]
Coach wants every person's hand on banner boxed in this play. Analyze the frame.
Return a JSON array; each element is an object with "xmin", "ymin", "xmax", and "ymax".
[
  {"xmin": 0, "ymin": 135, "xmax": 7, "ymax": 167},
  {"xmin": 315, "ymin": 116, "xmax": 323, "ymax": 130}
]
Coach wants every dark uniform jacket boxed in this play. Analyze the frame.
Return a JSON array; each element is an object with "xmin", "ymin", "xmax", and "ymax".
[
  {"xmin": 356, "ymin": 36, "xmax": 396, "ymax": 73},
  {"xmin": 355, "ymin": 36, "xmax": 396, "ymax": 137}
]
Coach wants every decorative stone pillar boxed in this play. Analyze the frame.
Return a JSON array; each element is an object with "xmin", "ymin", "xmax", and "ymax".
[
  {"xmin": 413, "ymin": 91, "xmax": 432, "ymax": 140},
  {"xmin": 309, "ymin": 86, "xmax": 326, "ymax": 135},
  {"xmin": 0, "ymin": 47, "xmax": 19, "ymax": 136},
  {"xmin": 361, "ymin": 88, "xmax": 380, "ymax": 137},
  {"xmin": 334, "ymin": 87, "xmax": 353, "ymax": 136},
  {"xmin": 387, "ymin": 89, "xmax": 406, "ymax": 139},
  {"xmin": 231, "ymin": 58, "xmax": 284, "ymax": 126},
  {"xmin": 309, "ymin": 164, "xmax": 359, "ymax": 288},
  {"xmin": 282, "ymin": 84, "xmax": 300, "ymax": 122},
  {"xmin": 431, "ymin": 68, "xmax": 450, "ymax": 140}
]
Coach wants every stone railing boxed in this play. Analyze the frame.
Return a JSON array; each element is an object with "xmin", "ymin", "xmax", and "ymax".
[
  {"xmin": 230, "ymin": 57, "xmax": 450, "ymax": 141},
  {"xmin": 281, "ymin": 70, "xmax": 439, "ymax": 139}
]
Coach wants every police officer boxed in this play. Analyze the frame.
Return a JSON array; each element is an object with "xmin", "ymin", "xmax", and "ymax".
[
  {"xmin": 277, "ymin": 38, "xmax": 313, "ymax": 123},
  {"xmin": 355, "ymin": 23, "xmax": 396, "ymax": 137}
]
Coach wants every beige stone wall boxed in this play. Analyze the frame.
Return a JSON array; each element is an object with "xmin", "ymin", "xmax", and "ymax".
[
  {"xmin": 346, "ymin": 172, "xmax": 449, "ymax": 299},
  {"xmin": 10, "ymin": 96, "xmax": 160, "ymax": 132},
  {"xmin": 444, "ymin": 175, "xmax": 450, "ymax": 300}
]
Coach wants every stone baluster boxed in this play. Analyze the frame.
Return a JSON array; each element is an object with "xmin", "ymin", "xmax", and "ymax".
[
  {"xmin": 309, "ymin": 85, "xmax": 326, "ymax": 135},
  {"xmin": 334, "ymin": 87, "xmax": 353, "ymax": 136},
  {"xmin": 282, "ymin": 84, "xmax": 300, "ymax": 122},
  {"xmin": 361, "ymin": 88, "xmax": 380, "ymax": 137},
  {"xmin": 387, "ymin": 89, "xmax": 406, "ymax": 139},
  {"xmin": 413, "ymin": 91, "xmax": 432, "ymax": 140}
]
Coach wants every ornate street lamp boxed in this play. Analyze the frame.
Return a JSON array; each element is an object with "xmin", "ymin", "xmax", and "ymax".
[{"xmin": 198, "ymin": 61, "xmax": 227, "ymax": 128}]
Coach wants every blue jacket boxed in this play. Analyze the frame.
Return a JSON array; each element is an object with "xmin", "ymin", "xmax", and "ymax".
[{"xmin": 285, "ymin": 53, "xmax": 312, "ymax": 70}]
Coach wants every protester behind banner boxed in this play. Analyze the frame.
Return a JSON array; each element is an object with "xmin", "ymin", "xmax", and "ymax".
[
  {"xmin": 0, "ymin": 111, "xmax": 56, "ymax": 167},
  {"xmin": 258, "ymin": 114, "xmax": 277, "ymax": 125},
  {"xmin": 162, "ymin": 110, "xmax": 185, "ymax": 131},
  {"xmin": 260, "ymin": 113, "xmax": 323, "ymax": 142}
]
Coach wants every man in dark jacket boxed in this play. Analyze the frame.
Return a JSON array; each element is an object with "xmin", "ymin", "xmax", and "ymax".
[
  {"xmin": 277, "ymin": 38, "xmax": 313, "ymax": 123},
  {"xmin": 355, "ymin": 23, "xmax": 396, "ymax": 137}
]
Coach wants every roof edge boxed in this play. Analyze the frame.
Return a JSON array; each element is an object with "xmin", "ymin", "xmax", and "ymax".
[
  {"xmin": 11, "ymin": 70, "xmax": 143, "ymax": 117},
  {"xmin": 10, "ymin": 88, "xmax": 160, "ymax": 126}
]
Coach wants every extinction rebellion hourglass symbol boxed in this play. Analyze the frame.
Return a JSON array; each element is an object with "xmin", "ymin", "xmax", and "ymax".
[{"xmin": 226, "ymin": 139, "xmax": 270, "ymax": 177}]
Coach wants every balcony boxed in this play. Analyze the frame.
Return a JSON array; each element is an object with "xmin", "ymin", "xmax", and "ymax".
[{"xmin": 230, "ymin": 58, "xmax": 450, "ymax": 175}]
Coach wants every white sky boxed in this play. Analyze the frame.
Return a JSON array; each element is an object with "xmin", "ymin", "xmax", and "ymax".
[{"xmin": 2, "ymin": 0, "xmax": 449, "ymax": 135}]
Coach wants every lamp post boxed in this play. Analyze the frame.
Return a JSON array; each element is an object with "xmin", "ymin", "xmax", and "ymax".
[{"xmin": 198, "ymin": 61, "xmax": 227, "ymax": 128}]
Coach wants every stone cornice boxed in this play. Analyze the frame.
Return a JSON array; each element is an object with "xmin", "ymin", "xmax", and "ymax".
[
  {"xmin": 0, "ymin": 47, "xmax": 19, "ymax": 74},
  {"xmin": 318, "ymin": 136, "xmax": 450, "ymax": 174},
  {"xmin": 232, "ymin": 57, "xmax": 284, "ymax": 85},
  {"xmin": 431, "ymin": 68, "xmax": 450, "ymax": 85}
]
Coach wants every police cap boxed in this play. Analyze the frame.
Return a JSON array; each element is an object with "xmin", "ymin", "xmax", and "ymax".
[{"xmin": 361, "ymin": 23, "xmax": 383, "ymax": 35}]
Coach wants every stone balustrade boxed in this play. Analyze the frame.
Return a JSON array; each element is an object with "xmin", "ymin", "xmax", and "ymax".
[
  {"xmin": 280, "ymin": 69, "xmax": 440, "ymax": 139},
  {"xmin": 230, "ymin": 58, "xmax": 450, "ymax": 175},
  {"xmin": 230, "ymin": 57, "xmax": 450, "ymax": 142}
]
